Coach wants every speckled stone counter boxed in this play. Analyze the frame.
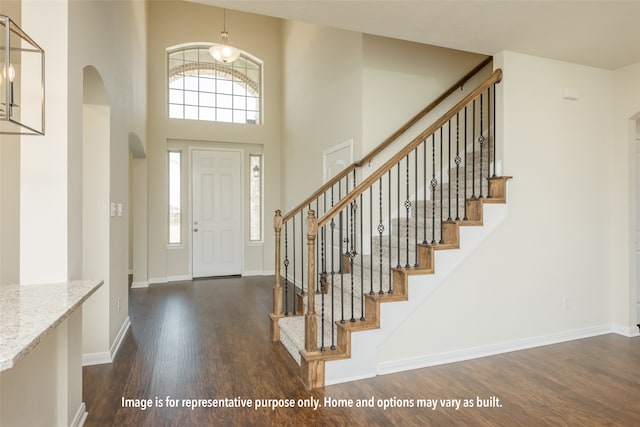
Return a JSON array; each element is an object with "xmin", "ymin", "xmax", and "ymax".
[{"xmin": 0, "ymin": 280, "xmax": 103, "ymax": 371}]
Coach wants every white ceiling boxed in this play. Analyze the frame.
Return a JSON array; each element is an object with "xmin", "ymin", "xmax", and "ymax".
[{"xmin": 189, "ymin": 0, "xmax": 640, "ymax": 70}]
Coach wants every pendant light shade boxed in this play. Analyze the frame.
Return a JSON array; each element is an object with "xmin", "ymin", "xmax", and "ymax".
[{"xmin": 209, "ymin": 10, "xmax": 240, "ymax": 64}]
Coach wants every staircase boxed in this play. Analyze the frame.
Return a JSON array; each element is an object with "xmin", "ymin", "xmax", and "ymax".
[{"xmin": 270, "ymin": 60, "xmax": 512, "ymax": 389}]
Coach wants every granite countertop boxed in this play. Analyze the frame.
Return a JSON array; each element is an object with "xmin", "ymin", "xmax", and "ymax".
[{"xmin": 0, "ymin": 280, "xmax": 103, "ymax": 371}]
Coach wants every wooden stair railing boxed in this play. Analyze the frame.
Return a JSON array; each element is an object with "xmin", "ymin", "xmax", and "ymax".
[
  {"xmin": 270, "ymin": 57, "xmax": 493, "ymax": 339},
  {"xmin": 296, "ymin": 68, "xmax": 507, "ymax": 388}
]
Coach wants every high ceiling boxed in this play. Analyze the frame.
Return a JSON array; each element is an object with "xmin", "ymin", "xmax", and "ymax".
[{"xmin": 189, "ymin": 0, "xmax": 640, "ymax": 70}]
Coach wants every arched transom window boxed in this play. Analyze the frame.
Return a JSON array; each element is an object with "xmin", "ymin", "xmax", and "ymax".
[{"xmin": 167, "ymin": 44, "xmax": 262, "ymax": 124}]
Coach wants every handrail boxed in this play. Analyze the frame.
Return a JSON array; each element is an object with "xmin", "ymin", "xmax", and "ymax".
[
  {"xmin": 280, "ymin": 56, "xmax": 492, "ymax": 223},
  {"xmin": 317, "ymin": 68, "xmax": 503, "ymax": 229}
]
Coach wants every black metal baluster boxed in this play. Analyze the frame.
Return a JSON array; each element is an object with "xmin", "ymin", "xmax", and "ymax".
[
  {"xmin": 388, "ymin": 170, "xmax": 393, "ymax": 293},
  {"xmin": 284, "ymin": 222, "xmax": 289, "ymax": 315},
  {"xmin": 493, "ymin": 83, "xmax": 497, "ymax": 178},
  {"xmin": 479, "ymin": 92, "xmax": 485, "ymax": 198},
  {"xmin": 455, "ymin": 113, "xmax": 461, "ymax": 221},
  {"xmin": 320, "ymin": 223, "xmax": 326, "ymax": 351},
  {"xmin": 339, "ymin": 208, "xmax": 344, "ymax": 324},
  {"xmin": 349, "ymin": 202, "xmax": 356, "ymax": 323},
  {"xmin": 378, "ymin": 177, "xmax": 384, "ymax": 295},
  {"xmin": 431, "ymin": 134, "xmax": 437, "ymax": 244},
  {"xmin": 404, "ymin": 155, "xmax": 410, "ymax": 268},
  {"xmin": 472, "ymin": 99, "xmax": 476, "ymax": 199},
  {"xmin": 464, "ymin": 106, "xmax": 468, "ymax": 221},
  {"xmin": 488, "ymin": 85, "xmax": 493, "ymax": 187},
  {"xmin": 301, "ymin": 209, "xmax": 305, "ymax": 295},
  {"xmin": 423, "ymin": 140, "xmax": 428, "ymax": 245},
  {"xmin": 330, "ymin": 187, "xmax": 336, "ymax": 349},
  {"xmin": 414, "ymin": 147, "xmax": 419, "ymax": 268},
  {"xmin": 397, "ymin": 162, "xmax": 401, "ymax": 269},
  {"xmin": 369, "ymin": 186, "xmax": 374, "ymax": 296},
  {"xmin": 448, "ymin": 120, "xmax": 452, "ymax": 222},
  {"xmin": 439, "ymin": 128, "xmax": 444, "ymax": 244},
  {"xmin": 292, "ymin": 215, "xmax": 295, "ymax": 313},
  {"xmin": 360, "ymin": 192, "xmax": 365, "ymax": 321}
]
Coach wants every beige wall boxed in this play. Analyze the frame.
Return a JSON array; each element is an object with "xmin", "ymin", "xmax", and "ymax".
[
  {"xmin": 65, "ymin": 0, "xmax": 147, "ymax": 357},
  {"xmin": 362, "ymin": 34, "xmax": 486, "ymax": 155},
  {"xmin": 146, "ymin": 1, "xmax": 282, "ymax": 281},
  {"xmin": 0, "ymin": 0, "xmax": 20, "ymax": 288},
  {"xmin": 281, "ymin": 21, "xmax": 363, "ymax": 210},
  {"xmin": 380, "ymin": 51, "xmax": 618, "ymax": 366}
]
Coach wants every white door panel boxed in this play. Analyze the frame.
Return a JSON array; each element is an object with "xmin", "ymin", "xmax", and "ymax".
[{"xmin": 192, "ymin": 149, "xmax": 242, "ymax": 277}]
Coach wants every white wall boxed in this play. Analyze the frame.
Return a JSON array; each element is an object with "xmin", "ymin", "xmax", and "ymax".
[
  {"xmin": 612, "ymin": 61, "xmax": 640, "ymax": 330},
  {"xmin": 147, "ymin": 1, "xmax": 282, "ymax": 281},
  {"xmin": 379, "ymin": 51, "xmax": 617, "ymax": 365}
]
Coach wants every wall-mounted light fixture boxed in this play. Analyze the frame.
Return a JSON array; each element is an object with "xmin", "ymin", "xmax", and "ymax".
[{"xmin": 1, "ymin": 14, "xmax": 45, "ymax": 135}]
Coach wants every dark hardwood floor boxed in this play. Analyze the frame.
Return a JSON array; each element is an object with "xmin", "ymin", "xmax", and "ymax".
[{"xmin": 83, "ymin": 276, "xmax": 640, "ymax": 426}]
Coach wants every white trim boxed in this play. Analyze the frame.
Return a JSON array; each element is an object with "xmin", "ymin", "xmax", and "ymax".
[
  {"xmin": 611, "ymin": 323, "xmax": 640, "ymax": 338},
  {"xmin": 70, "ymin": 402, "xmax": 88, "ymax": 427},
  {"xmin": 263, "ymin": 269, "xmax": 275, "ymax": 276},
  {"xmin": 149, "ymin": 276, "xmax": 168, "ymax": 284},
  {"xmin": 82, "ymin": 351, "xmax": 111, "ymax": 366},
  {"xmin": 242, "ymin": 270, "xmax": 265, "ymax": 277},
  {"xmin": 82, "ymin": 316, "xmax": 130, "ymax": 366},
  {"xmin": 167, "ymin": 275, "xmax": 192, "ymax": 282},
  {"xmin": 131, "ymin": 281, "xmax": 149, "ymax": 288},
  {"xmin": 377, "ymin": 324, "xmax": 613, "ymax": 377},
  {"xmin": 110, "ymin": 316, "xmax": 131, "ymax": 358}
]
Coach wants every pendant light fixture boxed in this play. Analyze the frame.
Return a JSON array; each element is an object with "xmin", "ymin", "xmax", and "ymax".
[
  {"xmin": 1, "ymin": 14, "xmax": 45, "ymax": 135},
  {"xmin": 209, "ymin": 9, "xmax": 240, "ymax": 64}
]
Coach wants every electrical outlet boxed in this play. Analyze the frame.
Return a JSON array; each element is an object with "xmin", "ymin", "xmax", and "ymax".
[
  {"xmin": 117, "ymin": 297, "xmax": 121, "ymax": 312},
  {"xmin": 563, "ymin": 296, "xmax": 569, "ymax": 310}
]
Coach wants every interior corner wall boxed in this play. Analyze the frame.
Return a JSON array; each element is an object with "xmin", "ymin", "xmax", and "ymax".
[
  {"xmin": 147, "ymin": 1, "xmax": 282, "ymax": 281},
  {"xmin": 361, "ymin": 34, "xmax": 487, "ymax": 155},
  {"xmin": 281, "ymin": 21, "xmax": 363, "ymax": 210},
  {"xmin": 612, "ymin": 61, "xmax": 640, "ymax": 329},
  {"xmin": 379, "ymin": 51, "xmax": 615, "ymax": 365}
]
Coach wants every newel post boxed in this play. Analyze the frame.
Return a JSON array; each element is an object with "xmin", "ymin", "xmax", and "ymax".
[
  {"xmin": 270, "ymin": 210, "xmax": 284, "ymax": 342},
  {"xmin": 305, "ymin": 210, "xmax": 318, "ymax": 353},
  {"xmin": 273, "ymin": 210, "xmax": 283, "ymax": 316}
]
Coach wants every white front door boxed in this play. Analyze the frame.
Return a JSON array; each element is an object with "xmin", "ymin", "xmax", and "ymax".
[{"xmin": 192, "ymin": 149, "xmax": 242, "ymax": 277}]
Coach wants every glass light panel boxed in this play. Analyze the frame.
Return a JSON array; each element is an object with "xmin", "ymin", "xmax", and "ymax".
[
  {"xmin": 249, "ymin": 154, "xmax": 262, "ymax": 241},
  {"xmin": 168, "ymin": 151, "xmax": 182, "ymax": 244}
]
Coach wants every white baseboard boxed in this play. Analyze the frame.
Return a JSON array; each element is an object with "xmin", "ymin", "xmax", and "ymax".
[
  {"xmin": 83, "ymin": 317, "xmax": 130, "ymax": 366},
  {"xmin": 110, "ymin": 316, "xmax": 131, "ymax": 358},
  {"xmin": 82, "ymin": 351, "xmax": 111, "ymax": 366},
  {"xmin": 262, "ymin": 270, "xmax": 275, "ymax": 276},
  {"xmin": 377, "ymin": 324, "xmax": 613, "ymax": 376},
  {"xmin": 167, "ymin": 275, "xmax": 192, "ymax": 282},
  {"xmin": 148, "ymin": 276, "xmax": 167, "ymax": 284},
  {"xmin": 242, "ymin": 270, "xmax": 265, "ymax": 276},
  {"xmin": 71, "ymin": 402, "xmax": 88, "ymax": 427},
  {"xmin": 611, "ymin": 323, "xmax": 640, "ymax": 337},
  {"xmin": 131, "ymin": 281, "xmax": 149, "ymax": 288}
]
